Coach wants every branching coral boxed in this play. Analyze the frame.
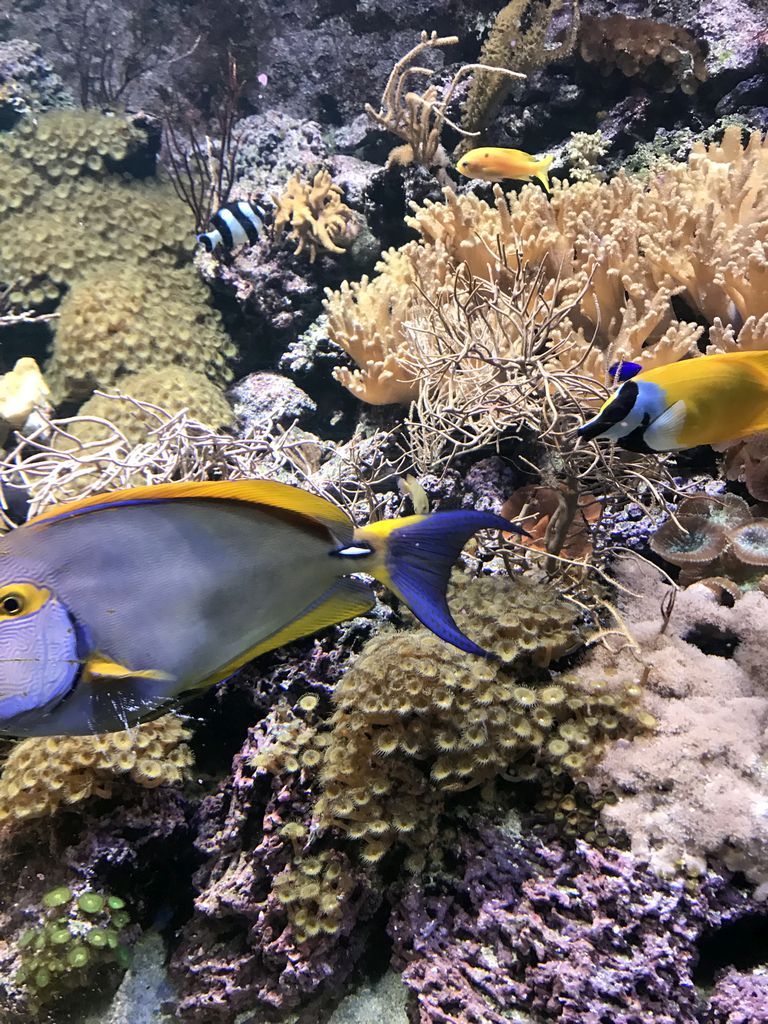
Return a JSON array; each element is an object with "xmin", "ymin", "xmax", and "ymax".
[
  {"xmin": 579, "ymin": 14, "xmax": 708, "ymax": 95},
  {"xmin": 272, "ymin": 170, "xmax": 358, "ymax": 263},
  {"xmin": 364, "ymin": 31, "xmax": 523, "ymax": 171},
  {"xmin": 0, "ymin": 715, "xmax": 193, "ymax": 823},
  {"xmin": 582, "ymin": 556, "xmax": 768, "ymax": 887},
  {"xmin": 459, "ymin": 0, "xmax": 579, "ymax": 146}
]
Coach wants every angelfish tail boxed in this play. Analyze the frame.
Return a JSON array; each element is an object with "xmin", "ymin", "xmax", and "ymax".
[{"xmin": 353, "ymin": 511, "xmax": 525, "ymax": 658}]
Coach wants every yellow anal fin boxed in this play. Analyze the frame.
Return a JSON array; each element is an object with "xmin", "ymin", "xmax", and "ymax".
[
  {"xmin": 192, "ymin": 578, "xmax": 376, "ymax": 692},
  {"xmin": 83, "ymin": 652, "xmax": 174, "ymax": 685}
]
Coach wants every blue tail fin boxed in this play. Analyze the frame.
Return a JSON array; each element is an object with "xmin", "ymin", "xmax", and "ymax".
[{"xmin": 355, "ymin": 511, "xmax": 525, "ymax": 658}]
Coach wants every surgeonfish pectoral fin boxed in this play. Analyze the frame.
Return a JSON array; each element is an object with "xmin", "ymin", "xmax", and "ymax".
[
  {"xmin": 83, "ymin": 652, "xmax": 173, "ymax": 684},
  {"xmin": 354, "ymin": 511, "xmax": 527, "ymax": 658},
  {"xmin": 535, "ymin": 155, "xmax": 554, "ymax": 193}
]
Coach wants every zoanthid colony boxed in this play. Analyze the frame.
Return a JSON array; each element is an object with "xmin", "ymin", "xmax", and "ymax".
[
  {"xmin": 309, "ymin": 577, "xmax": 654, "ymax": 867},
  {"xmin": 48, "ymin": 263, "xmax": 234, "ymax": 402},
  {"xmin": 0, "ymin": 715, "xmax": 193, "ymax": 823}
]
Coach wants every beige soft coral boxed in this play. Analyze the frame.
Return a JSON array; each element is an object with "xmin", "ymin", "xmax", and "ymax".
[{"xmin": 325, "ymin": 126, "xmax": 768, "ymax": 405}]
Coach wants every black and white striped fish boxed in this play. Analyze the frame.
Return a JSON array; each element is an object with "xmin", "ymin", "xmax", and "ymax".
[{"xmin": 197, "ymin": 201, "xmax": 267, "ymax": 253}]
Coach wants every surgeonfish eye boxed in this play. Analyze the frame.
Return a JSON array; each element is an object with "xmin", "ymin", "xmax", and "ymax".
[
  {"xmin": 0, "ymin": 583, "xmax": 79, "ymax": 725},
  {"xmin": 0, "ymin": 582, "xmax": 50, "ymax": 619},
  {"xmin": 1, "ymin": 593, "xmax": 24, "ymax": 616}
]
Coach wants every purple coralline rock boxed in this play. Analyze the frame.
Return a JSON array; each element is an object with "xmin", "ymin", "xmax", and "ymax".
[
  {"xmin": 233, "ymin": 111, "xmax": 333, "ymax": 197},
  {"xmin": 229, "ymin": 371, "xmax": 317, "ymax": 434},
  {"xmin": 706, "ymin": 968, "xmax": 768, "ymax": 1024},
  {"xmin": 390, "ymin": 821, "xmax": 759, "ymax": 1024},
  {"xmin": 171, "ymin": 711, "xmax": 381, "ymax": 1023},
  {"xmin": 461, "ymin": 457, "xmax": 519, "ymax": 514}
]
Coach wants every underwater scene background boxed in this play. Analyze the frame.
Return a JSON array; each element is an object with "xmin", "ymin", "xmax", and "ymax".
[{"xmin": 0, "ymin": 0, "xmax": 767, "ymax": 1020}]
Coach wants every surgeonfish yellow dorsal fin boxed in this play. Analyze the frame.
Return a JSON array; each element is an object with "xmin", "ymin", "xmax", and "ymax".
[{"xmin": 27, "ymin": 479, "xmax": 353, "ymax": 537}]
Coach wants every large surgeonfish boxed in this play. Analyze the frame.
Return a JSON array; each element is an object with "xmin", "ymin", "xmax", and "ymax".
[
  {"xmin": 0, "ymin": 480, "xmax": 523, "ymax": 736},
  {"xmin": 578, "ymin": 350, "xmax": 768, "ymax": 452},
  {"xmin": 197, "ymin": 200, "xmax": 267, "ymax": 252}
]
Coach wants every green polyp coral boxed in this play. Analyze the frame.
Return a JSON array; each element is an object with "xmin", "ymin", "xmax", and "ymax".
[
  {"xmin": 15, "ymin": 885, "xmax": 134, "ymax": 1011},
  {"xmin": 0, "ymin": 109, "xmax": 191, "ymax": 311},
  {"xmin": 47, "ymin": 265, "xmax": 235, "ymax": 403}
]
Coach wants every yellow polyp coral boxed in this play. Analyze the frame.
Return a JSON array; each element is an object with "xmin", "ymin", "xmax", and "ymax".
[
  {"xmin": 0, "ymin": 715, "xmax": 193, "ymax": 823},
  {"xmin": 272, "ymin": 169, "xmax": 358, "ymax": 263},
  {"xmin": 325, "ymin": 126, "xmax": 768, "ymax": 407},
  {"xmin": 65, "ymin": 368, "xmax": 234, "ymax": 446},
  {"xmin": 47, "ymin": 263, "xmax": 235, "ymax": 403},
  {"xmin": 312, "ymin": 576, "xmax": 651, "ymax": 865},
  {"xmin": 272, "ymin": 851, "xmax": 356, "ymax": 943}
]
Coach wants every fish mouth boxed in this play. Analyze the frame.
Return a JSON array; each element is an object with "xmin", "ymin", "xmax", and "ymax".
[{"xmin": 577, "ymin": 381, "xmax": 639, "ymax": 442}]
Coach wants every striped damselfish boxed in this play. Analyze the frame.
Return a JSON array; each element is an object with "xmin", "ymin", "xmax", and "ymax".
[
  {"xmin": 197, "ymin": 200, "xmax": 267, "ymax": 252},
  {"xmin": 0, "ymin": 480, "xmax": 523, "ymax": 736},
  {"xmin": 579, "ymin": 350, "xmax": 768, "ymax": 452}
]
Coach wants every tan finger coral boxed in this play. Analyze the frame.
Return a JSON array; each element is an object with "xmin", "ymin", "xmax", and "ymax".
[
  {"xmin": 325, "ymin": 126, "xmax": 768, "ymax": 407},
  {"xmin": 273, "ymin": 169, "xmax": 358, "ymax": 263},
  {"xmin": 0, "ymin": 715, "xmax": 193, "ymax": 823}
]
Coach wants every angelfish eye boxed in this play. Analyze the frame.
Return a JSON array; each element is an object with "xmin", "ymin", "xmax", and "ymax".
[{"xmin": 1, "ymin": 594, "xmax": 24, "ymax": 616}]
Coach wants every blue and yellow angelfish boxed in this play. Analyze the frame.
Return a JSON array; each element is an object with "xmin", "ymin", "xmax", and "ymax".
[
  {"xmin": 0, "ymin": 480, "xmax": 522, "ymax": 736},
  {"xmin": 579, "ymin": 351, "xmax": 768, "ymax": 452}
]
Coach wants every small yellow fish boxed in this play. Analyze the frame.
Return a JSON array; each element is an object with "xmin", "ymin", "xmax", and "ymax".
[
  {"xmin": 456, "ymin": 147, "xmax": 554, "ymax": 191},
  {"xmin": 578, "ymin": 350, "xmax": 768, "ymax": 452}
]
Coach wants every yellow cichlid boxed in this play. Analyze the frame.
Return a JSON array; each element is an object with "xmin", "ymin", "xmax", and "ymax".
[
  {"xmin": 0, "ymin": 479, "xmax": 523, "ymax": 736},
  {"xmin": 578, "ymin": 350, "xmax": 768, "ymax": 452},
  {"xmin": 456, "ymin": 147, "xmax": 554, "ymax": 191}
]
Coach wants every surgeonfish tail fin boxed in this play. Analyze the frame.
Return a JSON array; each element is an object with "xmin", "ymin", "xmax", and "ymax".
[
  {"xmin": 352, "ymin": 511, "xmax": 526, "ymax": 658},
  {"xmin": 535, "ymin": 154, "xmax": 554, "ymax": 193}
]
